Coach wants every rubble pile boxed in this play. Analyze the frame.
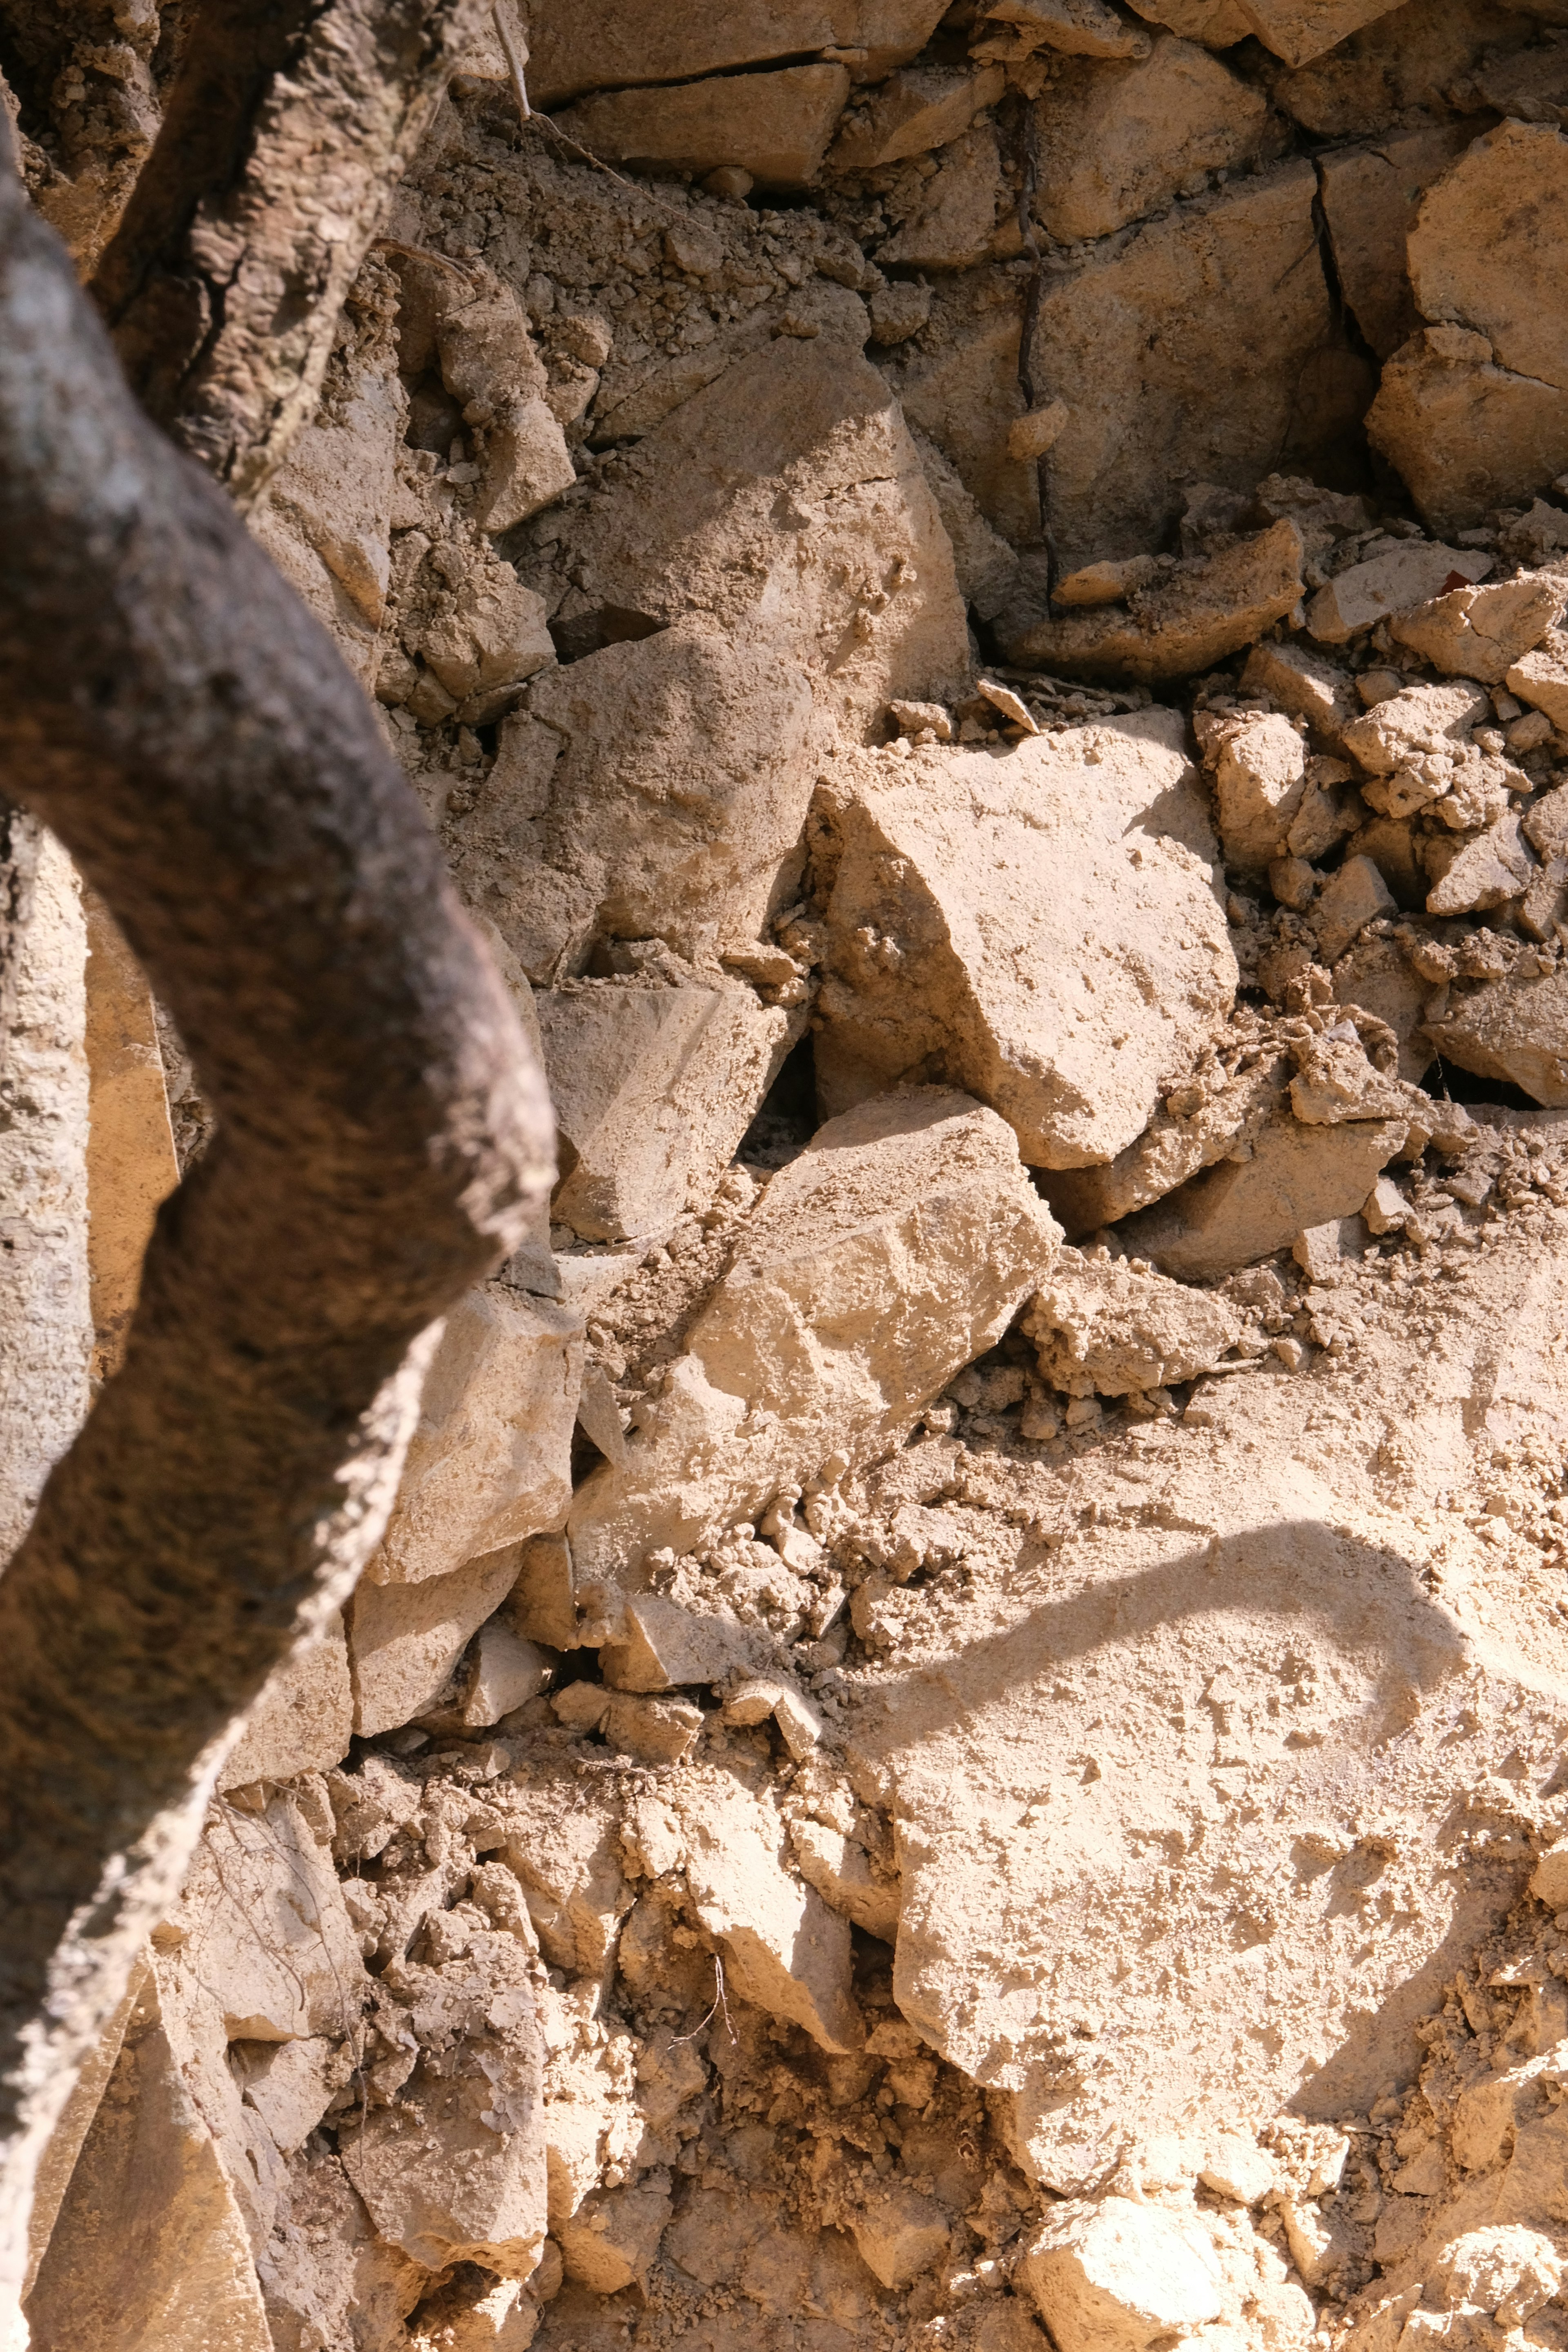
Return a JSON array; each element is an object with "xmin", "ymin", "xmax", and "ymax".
[{"xmin": 20, "ymin": 0, "xmax": 1568, "ymax": 2346}]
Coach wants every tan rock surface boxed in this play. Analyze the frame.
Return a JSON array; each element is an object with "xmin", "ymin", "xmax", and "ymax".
[
  {"xmin": 556, "ymin": 66, "xmax": 854, "ymax": 191},
  {"xmin": 1033, "ymin": 38, "xmax": 1272, "ymax": 243},
  {"xmin": 1410, "ymin": 122, "xmax": 1568, "ymax": 398},
  {"xmin": 1390, "ymin": 575, "xmax": 1562, "ymax": 686},
  {"xmin": 528, "ymin": 0, "xmax": 949, "ymax": 107},
  {"xmin": 813, "ymin": 713, "xmax": 1236, "ymax": 1166},
  {"xmin": 1319, "ymin": 119, "xmax": 1482, "ymax": 361},
  {"xmin": 1023, "ymin": 1246, "xmax": 1245, "ymax": 1396},
  {"xmin": 1119, "ymin": 1113, "xmax": 1407, "ymax": 1276},
  {"xmin": 999, "ymin": 522, "xmax": 1306, "ymax": 681}
]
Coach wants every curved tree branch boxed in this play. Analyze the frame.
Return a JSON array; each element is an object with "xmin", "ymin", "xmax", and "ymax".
[{"xmin": 0, "ymin": 126, "xmax": 552, "ymax": 2302}]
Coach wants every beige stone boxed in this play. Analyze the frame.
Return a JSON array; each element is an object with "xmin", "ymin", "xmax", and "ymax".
[
  {"xmin": 430, "ymin": 270, "xmax": 576, "ymax": 533},
  {"xmin": 1007, "ymin": 400, "xmax": 1070, "ymax": 462},
  {"xmin": 1033, "ymin": 38, "xmax": 1271, "ymax": 243},
  {"xmin": 555, "ymin": 2180, "xmax": 672, "ymax": 2292},
  {"xmin": 219, "ymin": 1611, "xmax": 352, "ymax": 1790},
  {"xmin": 830, "ymin": 62, "xmax": 1005, "ymax": 170},
  {"xmin": 1334, "ymin": 935, "xmax": 1433, "ymax": 1080},
  {"xmin": 506, "ymin": 1530, "xmax": 579, "ymax": 1651},
  {"xmin": 529, "ymin": 0, "xmax": 948, "ymax": 106},
  {"xmin": 1053, "ymin": 554, "xmax": 1158, "ymax": 607},
  {"xmin": 678, "ymin": 1775, "xmax": 863, "ymax": 2051},
  {"xmin": 1123, "ymin": 0, "xmax": 1253, "ymax": 39},
  {"xmin": 1024, "ymin": 1248, "xmax": 1245, "ymax": 1396},
  {"xmin": 1391, "ymin": 576, "xmax": 1561, "ymax": 686},
  {"xmin": 503, "ymin": 1767, "xmax": 635, "ymax": 1976},
  {"xmin": 1411, "ymin": 122, "xmax": 1568, "ymax": 396},
  {"xmin": 1039, "ymin": 1055, "xmax": 1290, "ymax": 1235},
  {"xmin": 997, "ymin": 520, "xmax": 1305, "ymax": 682},
  {"xmin": 1508, "ymin": 635, "xmax": 1568, "ymax": 731},
  {"xmin": 568, "ymin": 1090, "xmax": 1059, "ymax": 1575},
  {"xmin": 1529, "ymin": 1841, "xmax": 1568, "ymax": 1909},
  {"xmin": 876, "ymin": 125, "xmax": 1007, "ymax": 271},
  {"xmin": 889, "ymin": 271, "xmax": 1040, "ymax": 543},
  {"xmin": 849, "ymin": 2184, "xmax": 950, "ymax": 2287},
  {"xmin": 1366, "ymin": 329, "xmax": 1568, "ymax": 538},
  {"xmin": 80, "ymin": 889, "xmax": 178, "ymax": 1382},
  {"xmin": 1233, "ymin": 0, "xmax": 1406, "ymax": 66},
  {"xmin": 1341, "ymin": 679, "xmax": 1492, "ymax": 776},
  {"xmin": 1425, "ymin": 968, "xmax": 1568, "ymax": 1106},
  {"xmin": 1020, "ymin": 2198, "xmax": 1224, "ymax": 2351},
  {"xmin": 539, "ymin": 982, "xmax": 801, "ymax": 1244},
  {"xmin": 1314, "ymin": 854, "xmax": 1397, "ymax": 961},
  {"xmin": 1306, "ymin": 533, "xmax": 1494, "ymax": 642},
  {"xmin": 371, "ymin": 1283, "xmax": 581, "ymax": 1586},
  {"xmin": 454, "ymin": 1618, "xmax": 554, "ymax": 1728},
  {"xmin": 1119, "ymin": 1114, "xmax": 1408, "ymax": 1276},
  {"xmin": 813, "ymin": 714, "xmax": 1235, "ymax": 1167},
  {"xmin": 349, "ymin": 1549, "xmax": 523, "ymax": 1736},
  {"xmin": 723, "ymin": 1676, "xmax": 824, "ymax": 1758},
  {"xmin": 1241, "ymin": 638, "xmax": 1360, "ymax": 752},
  {"xmin": 251, "ymin": 357, "xmax": 405, "ymax": 662},
  {"xmin": 599, "ymin": 1592, "xmax": 764, "ymax": 1692},
  {"xmin": 602, "ymin": 1691, "xmax": 705, "ymax": 1765},
  {"xmin": 1319, "ymin": 121, "xmax": 1482, "ymax": 361},
  {"xmin": 1210, "ymin": 711, "xmax": 1310, "ymax": 874},
  {"xmin": 789, "ymin": 1818, "xmax": 901, "ymax": 1940},
  {"xmin": 909, "ymin": 428, "xmax": 1022, "ymax": 619},
  {"xmin": 557, "ymin": 66, "xmax": 852, "ymax": 190},
  {"xmin": 172, "ymin": 1790, "xmax": 363, "ymax": 2042},
  {"xmin": 977, "ymin": 0, "xmax": 1154, "ymax": 56},
  {"xmin": 1425, "ymin": 811, "xmax": 1537, "ymax": 918},
  {"xmin": 1023, "ymin": 162, "xmax": 1362, "ymax": 570}
]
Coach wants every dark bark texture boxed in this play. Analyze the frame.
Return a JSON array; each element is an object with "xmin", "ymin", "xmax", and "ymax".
[{"xmin": 0, "ymin": 128, "xmax": 551, "ymax": 2287}]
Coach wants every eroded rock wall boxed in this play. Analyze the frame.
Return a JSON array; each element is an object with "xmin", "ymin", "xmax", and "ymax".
[{"xmin": 20, "ymin": 1, "xmax": 1568, "ymax": 2347}]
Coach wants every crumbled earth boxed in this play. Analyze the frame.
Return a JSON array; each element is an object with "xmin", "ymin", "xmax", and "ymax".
[{"xmin": 19, "ymin": 1, "xmax": 1568, "ymax": 2346}]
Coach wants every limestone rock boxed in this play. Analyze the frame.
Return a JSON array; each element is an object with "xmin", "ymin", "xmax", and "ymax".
[
  {"xmin": 1410, "ymin": 122, "xmax": 1568, "ymax": 399},
  {"xmin": 568, "ymin": 1089, "xmax": 1059, "ymax": 1575},
  {"xmin": 1341, "ymin": 679, "xmax": 1492, "ymax": 777},
  {"xmin": 429, "ymin": 269, "xmax": 576, "ymax": 533},
  {"xmin": 677, "ymin": 1773, "xmax": 864, "ymax": 2051},
  {"xmin": 1390, "ymin": 575, "xmax": 1562, "ymax": 686},
  {"xmin": 1319, "ymin": 120, "xmax": 1485, "ymax": 361},
  {"xmin": 404, "ymin": 536, "xmax": 557, "ymax": 705},
  {"xmin": 1508, "ymin": 633, "xmax": 1568, "ymax": 730},
  {"xmin": 1022, "ymin": 162, "xmax": 1363, "ymax": 570},
  {"xmin": 599, "ymin": 1592, "xmax": 764, "ymax": 1692},
  {"xmin": 81, "ymin": 888, "xmax": 180, "ymax": 1385},
  {"xmin": 1241, "ymin": 638, "xmax": 1360, "ymax": 752},
  {"xmin": 1306, "ymin": 533, "xmax": 1494, "ymax": 642},
  {"xmin": 849, "ymin": 2184, "xmax": 950, "ymax": 2287},
  {"xmin": 911, "ymin": 428, "xmax": 1022, "ymax": 619},
  {"xmin": 1118, "ymin": 1113, "xmax": 1408, "ymax": 1276},
  {"xmin": 1023, "ymin": 1247, "xmax": 1245, "ymax": 1396},
  {"xmin": 1123, "ymin": 0, "xmax": 1254, "ymax": 39},
  {"xmin": 528, "ymin": 0, "xmax": 949, "ymax": 107},
  {"xmin": 1313, "ymin": 853, "xmax": 1396, "ymax": 961},
  {"xmin": 889, "ymin": 270, "xmax": 1042, "ymax": 545},
  {"xmin": 219, "ymin": 1611, "xmax": 352, "ymax": 1791},
  {"xmin": 250, "ymin": 356, "xmax": 405, "ymax": 667},
  {"xmin": 349, "ymin": 1550, "xmax": 523, "ymax": 1736},
  {"xmin": 172, "ymin": 1791, "xmax": 363, "ymax": 2043},
  {"xmin": 1033, "ymin": 38, "xmax": 1272, "ymax": 243},
  {"xmin": 556, "ymin": 65, "xmax": 853, "ymax": 190},
  {"xmin": 1425, "ymin": 810, "xmax": 1537, "ymax": 918},
  {"xmin": 1367, "ymin": 329, "xmax": 1568, "ymax": 538},
  {"xmin": 831, "ymin": 63, "xmax": 1006, "ymax": 171},
  {"xmin": 601, "ymin": 1691, "xmax": 705, "ymax": 1765},
  {"xmin": 1425, "ymin": 968, "xmax": 1568, "ymax": 1105},
  {"xmin": 997, "ymin": 521, "xmax": 1306, "ymax": 681},
  {"xmin": 539, "ymin": 982, "xmax": 801, "ymax": 1245},
  {"xmin": 876, "ymin": 125, "xmax": 1007, "ymax": 271},
  {"xmin": 789, "ymin": 1818, "xmax": 902, "ymax": 1940},
  {"xmin": 502, "ymin": 1765, "xmax": 635, "ymax": 1977},
  {"xmin": 1209, "ymin": 710, "xmax": 1310, "ymax": 873},
  {"xmin": 555, "ymin": 2178, "xmax": 672, "ymax": 2292},
  {"xmin": 1039, "ymin": 1055, "xmax": 1290, "ymax": 1235},
  {"xmin": 813, "ymin": 713, "xmax": 1236, "ymax": 1167},
  {"xmin": 1019, "ymin": 2198, "xmax": 1224, "ymax": 2351},
  {"xmin": 976, "ymin": 0, "xmax": 1153, "ymax": 56},
  {"xmin": 371, "ymin": 1283, "xmax": 582, "ymax": 1586}
]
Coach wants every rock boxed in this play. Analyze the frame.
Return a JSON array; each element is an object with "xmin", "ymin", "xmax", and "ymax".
[
  {"xmin": 404, "ymin": 535, "xmax": 557, "ymax": 708},
  {"xmin": 849, "ymin": 2184, "xmax": 950, "ymax": 2287},
  {"xmin": 1425, "ymin": 810, "xmax": 1537, "ymax": 918},
  {"xmin": 789, "ymin": 1818, "xmax": 901, "ymax": 1940},
  {"xmin": 723, "ymin": 1676, "xmax": 824, "ymax": 1758},
  {"xmin": 1425, "ymin": 968, "xmax": 1568, "ymax": 1106},
  {"xmin": 876, "ymin": 125, "xmax": 1007, "ymax": 271},
  {"xmin": 1341, "ymin": 678, "xmax": 1492, "ymax": 777},
  {"xmin": 1123, "ymin": 0, "xmax": 1254, "ymax": 39},
  {"xmin": 555, "ymin": 2179, "xmax": 672, "ymax": 2293},
  {"xmin": 1363, "ymin": 1173, "xmax": 1409, "ymax": 1234},
  {"xmin": 453, "ymin": 1619, "xmax": 554, "ymax": 1728},
  {"xmin": 909, "ymin": 428, "xmax": 1022, "ymax": 619},
  {"xmin": 1119, "ymin": 1113, "xmax": 1408, "ymax": 1276},
  {"xmin": 80, "ymin": 888, "xmax": 180, "ymax": 1385},
  {"xmin": 219, "ymin": 1611, "xmax": 353, "ymax": 1790},
  {"xmin": 502, "ymin": 1763, "xmax": 636, "ymax": 1976},
  {"xmin": 1314, "ymin": 854, "xmax": 1397, "ymax": 961},
  {"xmin": 889, "ymin": 269, "xmax": 1042, "ymax": 544},
  {"xmin": 1022, "ymin": 161, "xmax": 1364, "ymax": 571},
  {"xmin": 1390, "ymin": 575, "xmax": 1562, "ymax": 686},
  {"xmin": 1007, "ymin": 401, "xmax": 1070, "ymax": 461},
  {"xmin": 1333, "ymin": 935, "xmax": 1434, "ymax": 1079},
  {"xmin": 567, "ymin": 1090, "xmax": 1059, "ymax": 1575},
  {"xmin": 869, "ymin": 278, "xmax": 934, "ymax": 345},
  {"xmin": 600, "ymin": 1592, "xmax": 763, "ymax": 1691},
  {"xmin": 172, "ymin": 1789, "xmax": 363, "ymax": 2042},
  {"xmin": 528, "ymin": 0, "xmax": 949, "ymax": 107},
  {"xmin": 250, "ymin": 355, "xmax": 405, "ymax": 665},
  {"xmin": 556, "ymin": 65, "xmax": 853, "ymax": 189},
  {"xmin": 1367, "ymin": 327, "xmax": 1568, "ymax": 538},
  {"xmin": 1241, "ymin": 638, "xmax": 1360, "ymax": 752},
  {"xmin": 889, "ymin": 697, "xmax": 955, "ymax": 742},
  {"xmin": 538, "ymin": 982, "xmax": 802, "ymax": 1243},
  {"xmin": 813, "ymin": 713, "xmax": 1236, "ymax": 1166},
  {"xmin": 1411, "ymin": 122, "xmax": 1568, "ymax": 399},
  {"xmin": 428, "ymin": 268, "xmax": 577, "ymax": 533},
  {"xmin": 1039, "ymin": 1055, "xmax": 1290, "ymax": 1235},
  {"xmin": 1019, "ymin": 2197, "xmax": 1224, "ymax": 2352},
  {"xmin": 1053, "ymin": 554, "xmax": 1158, "ymax": 607},
  {"xmin": 1508, "ymin": 633, "xmax": 1568, "ymax": 731},
  {"xmin": 1023, "ymin": 1247, "xmax": 1245, "ymax": 1396},
  {"xmin": 677, "ymin": 1773, "xmax": 863, "ymax": 2051},
  {"xmin": 1201, "ymin": 2136, "xmax": 1277, "ymax": 2204},
  {"xmin": 1530, "ymin": 1840, "xmax": 1568, "ymax": 1908},
  {"xmin": 978, "ymin": 0, "xmax": 1154, "ymax": 55},
  {"xmin": 369, "ymin": 1284, "xmax": 581, "ymax": 1586},
  {"xmin": 1306, "ymin": 534, "xmax": 1494, "ymax": 642},
  {"xmin": 506, "ymin": 1531, "xmax": 579, "ymax": 1651},
  {"xmin": 1319, "ymin": 120, "xmax": 1490, "ymax": 361},
  {"xmin": 601, "ymin": 1691, "xmax": 705, "ymax": 1765},
  {"xmin": 997, "ymin": 521, "xmax": 1306, "ymax": 681},
  {"xmin": 1032, "ymin": 38, "xmax": 1272, "ymax": 243},
  {"xmin": 830, "ymin": 62, "xmax": 1005, "ymax": 170},
  {"xmin": 1209, "ymin": 711, "xmax": 1310, "ymax": 874},
  {"xmin": 349, "ymin": 1549, "xmax": 523, "ymax": 1736}
]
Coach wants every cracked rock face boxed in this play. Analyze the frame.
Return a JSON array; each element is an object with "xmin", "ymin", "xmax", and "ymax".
[{"xmin": 21, "ymin": 2, "xmax": 1568, "ymax": 2347}]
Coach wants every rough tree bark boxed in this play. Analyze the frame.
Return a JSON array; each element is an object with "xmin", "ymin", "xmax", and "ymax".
[{"xmin": 0, "ymin": 52, "xmax": 552, "ymax": 2317}]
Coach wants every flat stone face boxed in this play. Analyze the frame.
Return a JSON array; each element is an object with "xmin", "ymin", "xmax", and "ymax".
[
  {"xmin": 528, "ymin": 0, "xmax": 948, "ymax": 105},
  {"xmin": 812, "ymin": 713, "xmax": 1237, "ymax": 1168},
  {"xmin": 1120, "ymin": 1114, "xmax": 1406, "ymax": 1278},
  {"xmin": 1319, "ymin": 120, "xmax": 1479, "ymax": 361},
  {"xmin": 1026, "ymin": 163, "xmax": 1366, "ymax": 570},
  {"xmin": 1234, "ymin": 0, "xmax": 1407, "ymax": 67},
  {"xmin": 556, "ymin": 66, "xmax": 853, "ymax": 190},
  {"xmin": 1425, "ymin": 969, "xmax": 1568, "ymax": 1108},
  {"xmin": 1410, "ymin": 123, "xmax": 1568, "ymax": 396},
  {"xmin": 1033, "ymin": 38, "xmax": 1271, "ymax": 244}
]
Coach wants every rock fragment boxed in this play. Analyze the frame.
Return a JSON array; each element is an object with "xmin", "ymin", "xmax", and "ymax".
[
  {"xmin": 1424, "ymin": 809, "xmax": 1537, "ymax": 919},
  {"xmin": 1031, "ymin": 37, "xmax": 1271, "ymax": 243},
  {"xmin": 1425, "ymin": 968, "xmax": 1568, "ymax": 1107},
  {"xmin": 1318, "ymin": 119, "xmax": 1484, "ymax": 361},
  {"xmin": 1367, "ymin": 329, "xmax": 1568, "ymax": 538},
  {"xmin": 812, "ymin": 713, "xmax": 1236, "ymax": 1166},
  {"xmin": 1390, "ymin": 575, "xmax": 1562, "ymax": 686},
  {"xmin": 789, "ymin": 1819, "xmax": 901, "ymax": 1940},
  {"xmin": 1305, "ymin": 536, "xmax": 1493, "ymax": 643},
  {"xmin": 876, "ymin": 125, "xmax": 1008, "ymax": 272},
  {"xmin": 556, "ymin": 65, "xmax": 853, "ymax": 189},
  {"xmin": 1241, "ymin": 638, "xmax": 1360, "ymax": 752},
  {"xmin": 997, "ymin": 521, "xmax": 1306, "ymax": 682},
  {"xmin": 528, "ymin": 0, "xmax": 949, "ymax": 107},
  {"xmin": 349, "ymin": 1550, "xmax": 523, "ymax": 1737},
  {"xmin": 1023, "ymin": 1248, "xmax": 1245, "ymax": 1396},
  {"xmin": 850, "ymin": 2185, "xmax": 951, "ymax": 2288},
  {"xmin": 830, "ymin": 62, "xmax": 1005, "ymax": 171},
  {"xmin": 1313, "ymin": 853, "xmax": 1396, "ymax": 961},
  {"xmin": 1410, "ymin": 122, "xmax": 1568, "ymax": 401},
  {"xmin": 1119, "ymin": 1113, "xmax": 1408, "ymax": 1276},
  {"xmin": 1019, "ymin": 2198, "xmax": 1224, "ymax": 2352},
  {"xmin": 1341, "ymin": 677, "xmax": 1492, "ymax": 781},
  {"xmin": 1208, "ymin": 710, "xmax": 1310, "ymax": 874},
  {"xmin": 219, "ymin": 1613, "xmax": 352, "ymax": 1790},
  {"xmin": 1508, "ymin": 632, "xmax": 1568, "ymax": 732},
  {"xmin": 599, "ymin": 1593, "xmax": 763, "ymax": 1692},
  {"xmin": 568, "ymin": 1089, "xmax": 1059, "ymax": 1575}
]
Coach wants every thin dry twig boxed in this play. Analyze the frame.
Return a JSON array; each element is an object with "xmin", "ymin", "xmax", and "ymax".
[{"xmin": 673, "ymin": 1954, "xmax": 736, "ymax": 2045}]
